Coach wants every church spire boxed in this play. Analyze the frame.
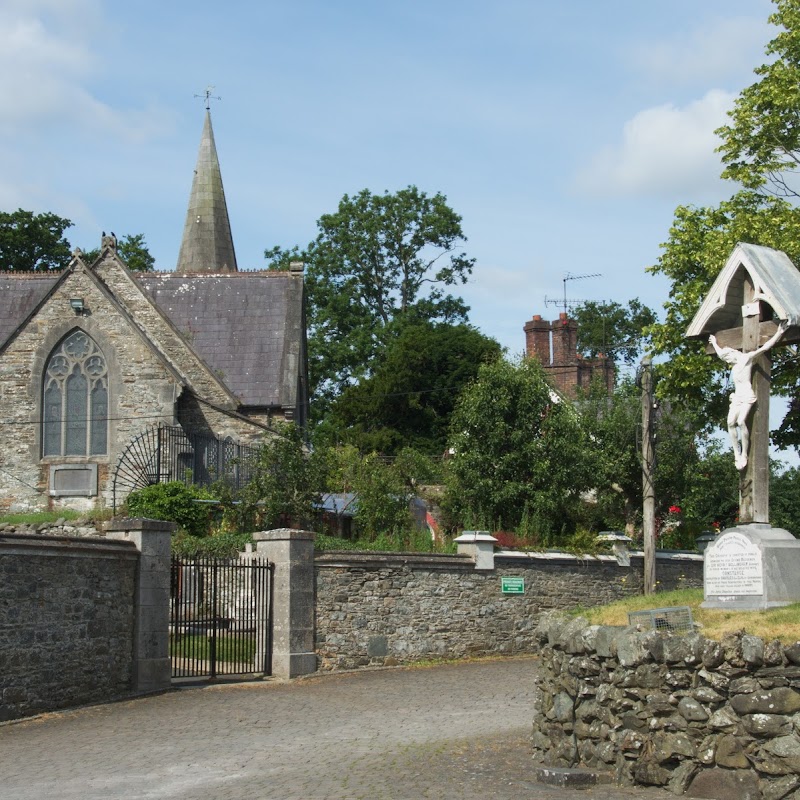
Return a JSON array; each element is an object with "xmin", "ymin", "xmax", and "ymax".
[{"xmin": 176, "ymin": 110, "xmax": 238, "ymax": 274}]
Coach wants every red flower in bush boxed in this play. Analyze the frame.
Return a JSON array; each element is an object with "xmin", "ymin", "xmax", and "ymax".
[
  {"xmin": 493, "ymin": 530, "xmax": 523, "ymax": 549},
  {"xmin": 668, "ymin": 505, "xmax": 682, "ymax": 515}
]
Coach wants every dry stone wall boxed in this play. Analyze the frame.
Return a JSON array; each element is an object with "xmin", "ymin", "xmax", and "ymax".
[
  {"xmin": 314, "ymin": 550, "xmax": 702, "ymax": 671},
  {"xmin": 532, "ymin": 613, "xmax": 800, "ymax": 799}
]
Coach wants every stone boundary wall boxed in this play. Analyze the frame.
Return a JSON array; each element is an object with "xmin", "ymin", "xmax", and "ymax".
[
  {"xmin": 314, "ymin": 549, "xmax": 703, "ymax": 671},
  {"xmin": 0, "ymin": 532, "xmax": 138, "ymax": 721},
  {"xmin": 532, "ymin": 613, "xmax": 800, "ymax": 799}
]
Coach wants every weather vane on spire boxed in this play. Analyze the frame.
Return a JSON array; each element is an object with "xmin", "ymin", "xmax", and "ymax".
[{"xmin": 194, "ymin": 85, "xmax": 221, "ymax": 111}]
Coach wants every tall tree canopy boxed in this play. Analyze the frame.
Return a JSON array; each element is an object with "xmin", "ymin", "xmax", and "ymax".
[
  {"xmin": 445, "ymin": 356, "xmax": 591, "ymax": 540},
  {"xmin": 268, "ymin": 186, "xmax": 475, "ymax": 418},
  {"xmin": 0, "ymin": 209, "xmax": 72, "ymax": 272},
  {"xmin": 717, "ymin": 0, "xmax": 800, "ymax": 199},
  {"xmin": 577, "ymin": 378, "xmax": 731, "ymax": 537},
  {"xmin": 572, "ymin": 299, "xmax": 657, "ymax": 367},
  {"xmin": 319, "ymin": 321, "xmax": 501, "ymax": 455},
  {"xmin": 81, "ymin": 233, "xmax": 156, "ymax": 272},
  {"xmin": 649, "ymin": 1, "xmax": 800, "ymax": 447},
  {"xmin": 649, "ymin": 192, "xmax": 800, "ymax": 434}
]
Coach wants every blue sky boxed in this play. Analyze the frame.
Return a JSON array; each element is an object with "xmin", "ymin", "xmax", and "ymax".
[{"xmin": 0, "ymin": 1, "xmax": 777, "ymax": 358}]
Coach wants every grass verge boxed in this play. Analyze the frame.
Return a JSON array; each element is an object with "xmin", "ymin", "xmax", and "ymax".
[
  {"xmin": 580, "ymin": 587, "xmax": 800, "ymax": 644},
  {"xmin": 0, "ymin": 510, "xmax": 83, "ymax": 525}
]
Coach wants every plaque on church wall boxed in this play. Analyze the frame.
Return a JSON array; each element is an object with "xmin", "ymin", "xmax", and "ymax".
[
  {"xmin": 705, "ymin": 532, "xmax": 763, "ymax": 596},
  {"xmin": 49, "ymin": 463, "xmax": 98, "ymax": 497}
]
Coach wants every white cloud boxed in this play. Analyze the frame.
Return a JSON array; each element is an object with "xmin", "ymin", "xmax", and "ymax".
[
  {"xmin": 631, "ymin": 15, "xmax": 771, "ymax": 85},
  {"xmin": 575, "ymin": 90, "xmax": 735, "ymax": 198},
  {"xmin": 0, "ymin": 1, "xmax": 167, "ymax": 142}
]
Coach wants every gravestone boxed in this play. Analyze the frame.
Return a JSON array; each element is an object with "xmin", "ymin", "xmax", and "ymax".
[{"xmin": 686, "ymin": 243, "xmax": 800, "ymax": 609}]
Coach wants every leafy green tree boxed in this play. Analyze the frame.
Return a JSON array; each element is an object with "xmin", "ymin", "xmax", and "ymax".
[
  {"xmin": 650, "ymin": 2, "xmax": 800, "ymax": 447},
  {"xmin": 679, "ymin": 445, "xmax": 739, "ymax": 531},
  {"xmin": 318, "ymin": 321, "xmax": 501, "ymax": 455},
  {"xmin": 268, "ymin": 186, "xmax": 475, "ymax": 418},
  {"xmin": 323, "ymin": 445, "xmax": 415, "ymax": 541},
  {"xmin": 717, "ymin": 0, "xmax": 800, "ymax": 199},
  {"xmin": 578, "ymin": 378, "xmax": 643, "ymax": 533},
  {"xmin": 82, "ymin": 232, "xmax": 156, "ymax": 271},
  {"xmin": 578, "ymin": 378, "xmax": 717, "ymax": 537},
  {"xmin": 227, "ymin": 423, "xmax": 325, "ymax": 532},
  {"xmin": 572, "ymin": 299, "xmax": 657, "ymax": 367},
  {"xmin": 445, "ymin": 356, "xmax": 592, "ymax": 541},
  {"xmin": 391, "ymin": 446, "xmax": 445, "ymax": 487},
  {"xmin": 0, "ymin": 209, "xmax": 73, "ymax": 271},
  {"xmin": 771, "ymin": 464, "xmax": 800, "ymax": 533}
]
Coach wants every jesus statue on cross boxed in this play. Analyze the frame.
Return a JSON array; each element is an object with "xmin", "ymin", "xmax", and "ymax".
[{"xmin": 709, "ymin": 319, "xmax": 788, "ymax": 470}]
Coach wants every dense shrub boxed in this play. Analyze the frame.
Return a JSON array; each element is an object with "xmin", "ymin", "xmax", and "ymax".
[
  {"xmin": 124, "ymin": 481, "xmax": 214, "ymax": 538},
  {"xmin": 171, "ymin": 529, "xmax": 253, "ymax": 558}
]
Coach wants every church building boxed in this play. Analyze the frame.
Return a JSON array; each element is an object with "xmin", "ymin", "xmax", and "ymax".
[{"xmin": 0, "ymin": 110, "xmax": 308, "ymax": 512}]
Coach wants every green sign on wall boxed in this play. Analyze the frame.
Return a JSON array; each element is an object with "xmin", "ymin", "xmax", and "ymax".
[{"xmin": 501, "ymin": 576, "xmax": 525, "ymax": 594}]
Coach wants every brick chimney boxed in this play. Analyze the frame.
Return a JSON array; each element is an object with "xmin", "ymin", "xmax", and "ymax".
[
  {"xmin": 523, "ymin": 314, "xmax": 551, "ymax": 364},
  {"xmin": 551, "ymin": 312, "xmax": 577, "ymax": 366},
  {"xmin": 524, "ymin": 311, "xmax": 614, "ymax": 398}
]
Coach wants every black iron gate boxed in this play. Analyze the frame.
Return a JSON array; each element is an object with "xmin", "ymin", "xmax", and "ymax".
[{"xmin": 170, "ymin": 556, "xmax": 274, "ymax": 679}]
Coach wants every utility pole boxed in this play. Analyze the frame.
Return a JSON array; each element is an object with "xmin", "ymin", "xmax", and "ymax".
[{"xmin": 640, "ymin": 356, "xmax": 656, "ymax": 595}]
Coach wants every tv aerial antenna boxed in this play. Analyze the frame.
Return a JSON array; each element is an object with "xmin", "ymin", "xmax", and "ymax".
[{"xmin": 544, "ymin": 272, "xmax": 602, "ymax": 316}]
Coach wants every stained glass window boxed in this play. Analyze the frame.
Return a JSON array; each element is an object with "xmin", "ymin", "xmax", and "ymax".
[{"xmin": 42, "ymin": 330, "xmax": 108, "ymax": 457}]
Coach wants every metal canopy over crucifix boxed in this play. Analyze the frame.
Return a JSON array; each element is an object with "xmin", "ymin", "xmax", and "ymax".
[{"xmin": 686, "ymin": 242, "xmax": 800, "ymax": 525}]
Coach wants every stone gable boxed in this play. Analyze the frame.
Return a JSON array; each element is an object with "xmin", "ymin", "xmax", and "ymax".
[{"xmin": 0, "ymin": 259, "xmax": 182, "ymax": 511}]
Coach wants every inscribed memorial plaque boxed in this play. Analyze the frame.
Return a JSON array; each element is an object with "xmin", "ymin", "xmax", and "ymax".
[{"xmin": 705, "ymin": 532, "xmax": 763, "ymax": 596}]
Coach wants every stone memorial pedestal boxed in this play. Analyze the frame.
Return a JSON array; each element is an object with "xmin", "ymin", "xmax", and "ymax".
[{"xmin": 703, "ymin": 523, "xmax": 800, "ymax": 609}]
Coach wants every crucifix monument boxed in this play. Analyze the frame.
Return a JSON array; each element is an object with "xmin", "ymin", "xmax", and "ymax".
[{"xmin": 686, "ymin": 242, "xmax": 800, "ymax": 609}]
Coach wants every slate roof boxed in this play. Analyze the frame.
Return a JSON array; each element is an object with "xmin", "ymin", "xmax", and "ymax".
[
  {"xmin": 0, "ymin": 266, "xmax": 305, "ymax": 411},
  {"xmin": 0, "ymin": 272, "xmax": 59, "ymax": 347},
  {"xmin": 136, "ymin": 270, "xmax": 305, "ymax": 408}
]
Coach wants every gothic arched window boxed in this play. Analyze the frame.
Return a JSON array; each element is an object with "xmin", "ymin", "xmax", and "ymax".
[{"xmin": 42, "ymin": 330, "xmax": 108, "ymax": 457}]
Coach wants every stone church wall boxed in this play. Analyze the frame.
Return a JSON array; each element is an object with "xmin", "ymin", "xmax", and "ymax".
[
  {"xmin": 0, "ymin": 264, "xmax": 182, "ymax": 512},
  {"xmin": 0, "ymin": 256, "xmax": 274, "ymax": 513},
  {"xmin": 176, "ymin": 393, "xmax": 272, "ymax": 446},
  {"xmin": 532, "ymin": 613, "xmax": 800, "ymax": 798}
]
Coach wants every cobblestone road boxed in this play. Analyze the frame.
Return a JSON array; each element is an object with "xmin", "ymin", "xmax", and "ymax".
[{"xmin": 1, "ymin": 657, "xmax": 671, "ymax": 800}]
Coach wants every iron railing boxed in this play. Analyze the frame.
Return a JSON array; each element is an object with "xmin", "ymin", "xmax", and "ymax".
[{"xmin": 112, "ymin": 424, "xmax": 261, "ymax": 510}]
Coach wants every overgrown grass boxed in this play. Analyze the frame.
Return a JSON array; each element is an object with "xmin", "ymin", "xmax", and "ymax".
[
  {"xmin": 580, "ymin": 587, "xmax": 800, "ymax": 644},
  {"xmin": 314, "ymin": 531, "xmax": 456, "ymax": 553}
]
